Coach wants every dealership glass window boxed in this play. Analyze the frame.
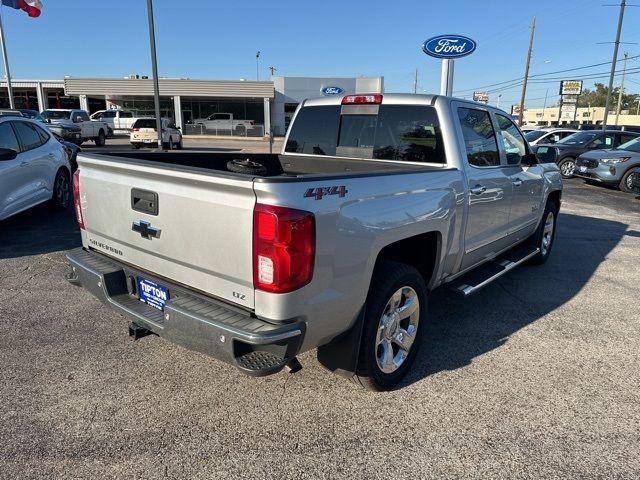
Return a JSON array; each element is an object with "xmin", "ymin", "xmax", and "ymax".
[
  {"xmin": 103, "ymin": 96, "xmax": 175, "ymax": 120},
  {"xmin": 46, "ymin": 89, "xmax": 81, "ymax": 110},
  {"xmin": 179, "ymin": 96, "xmax": 264, "ymax": 125},
  {"xmin": 0, "ymin": 89, "xmax": 39, "ymax": 110},
  {"xmin": 457, "ymin": 107, "xmax": 500, "ymax": 167}
]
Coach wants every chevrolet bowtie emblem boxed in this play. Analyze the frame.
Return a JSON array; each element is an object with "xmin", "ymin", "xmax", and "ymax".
[{"xmin": 132, "ymin": 220, "xmax": 161, "ymax": 239}]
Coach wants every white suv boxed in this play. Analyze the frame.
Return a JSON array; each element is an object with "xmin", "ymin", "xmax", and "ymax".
[
  {"xmin": 524, "ymin": 128, "xmax": 579, "ymax": 145},
  {"xmin": 0, "ymin": 117, "xmax": 71, "ymax": 221},
  {"xmin": 130, "ymin": 118, "xmax": 183, "ymax": 149}
]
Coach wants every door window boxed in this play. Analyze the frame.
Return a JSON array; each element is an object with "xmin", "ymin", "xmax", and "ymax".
[
  {"xmin": 12, "ymin": 121, "xmax": 45, "ymax": 152},
  {"xmin": 0, "ymin": 122, "xmax": 20, "ymax": 152},
  {"xmin": 496, "ymin": 114, "xmax": 527, "ymax": 165},
  {"xmin": 121, "ymin": 111, "xmax": 133, "ymax": 118},
  {"xmin": 591, "ymin": 134, "xmax": 615, "ymax": 148},
  {"xmin": 457, "ymin": 107, "xmax": 500, "ymax": 167},
  {"xmin": 102, "ymin": 111, "xmax": 116, "ymax": 118},
  {"xmin": 619, "ymin": 133, "xmax": 637, "ymax": 145}
]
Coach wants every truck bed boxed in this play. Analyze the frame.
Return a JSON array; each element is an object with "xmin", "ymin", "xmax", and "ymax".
[{"xmin": 92, "ymin": 151, "xmax": 442, "ymax": 180}]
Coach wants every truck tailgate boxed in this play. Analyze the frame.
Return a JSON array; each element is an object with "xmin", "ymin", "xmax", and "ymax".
[{"xmin": 77, "ymin": 155, "xmax": 256, "ymax": 309}]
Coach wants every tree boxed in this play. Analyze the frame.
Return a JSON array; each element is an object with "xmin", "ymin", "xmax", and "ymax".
[{"xmin": 576, "ymin": 82, "xmax": 639, "ymax": 111}]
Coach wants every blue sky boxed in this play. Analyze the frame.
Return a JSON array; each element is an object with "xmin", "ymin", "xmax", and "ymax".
[{"xmin": 2, "ymin": 0, "xmax": 638, "ymax": 107}]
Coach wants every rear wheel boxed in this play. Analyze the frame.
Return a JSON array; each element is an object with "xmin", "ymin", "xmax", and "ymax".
[
  {"xmin": 176, "ymin": 138, "xmax": 183, "ymax": 149},
  {"xmin": 619, "ymin": 168, "xmax": 637, "ymax": 193},
  {"xmin": 235, "ymin": 125, "xmax": 246, "ymax": 136},
  {"xmin": 94, "ymin": 130, "xmax": 105, "ymax": 147},
  {"xmin": 528, "ymin": 200, "xmax": 559, "ymax": 265},
  {"xmin": 48, "ymin": 169, "xmax": 70, "ymax": 211},
  {"xmin": 352, "ymin": 261, "xmax": 427, "ymax": 391},
  {"xmin": 558, "ymin": 157, "xmax": 576, "ymax": 178}
]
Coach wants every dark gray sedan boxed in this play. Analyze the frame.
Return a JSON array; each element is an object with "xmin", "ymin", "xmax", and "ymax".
[{"xmin": 574, "ymin": 137, "xmax": 640, "ymax": 193}]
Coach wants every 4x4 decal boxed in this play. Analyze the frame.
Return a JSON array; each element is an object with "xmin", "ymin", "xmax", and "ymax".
[{"xmin": 304, "ymin": 186, "xmax": 348, "ymax": 200}]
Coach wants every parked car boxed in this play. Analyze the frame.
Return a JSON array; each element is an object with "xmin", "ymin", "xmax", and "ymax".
[
  {"xmin": 0, "ymin": 109, "xmax": 23, "ymax": 117},
  {"xmin": 631, "ymin": 167, "xmax": 640, "ymax": 194},
  {"xmin": 91, "ymin": 109, "xmax": 144, "ymax": 133},
  {"xmin": 41, "ymin": 109, "xmax": 109, "ymax": 147},
  {"xmin": 525, "ymin": 128, "xmax": 579, "ymax": 146},
  {"xmin": 67, "ymin": 93, "xmax": 562, "ymax": 391},
  {"xmin": 574, "ymin": 136, "xmax": 640, "ymax": 193},
  {"xmin": 130, "ymin": 118, "xmax": 182, "ymax": 149},
  {"xmin": 18, "ymin": 109, "xmax": 46, "ymax": 122},
  {"xmin": 193, "ymin": 112, "xmax": 255, "ymax": 135},
  {"xmin": 537, "ymin": 130, "xmax": 640, "ymax": 178},
  {"xmin": 520, "ymin": 125, "xmax": 539, "ymax": 133},
  {"xmin": 51, "ymin": 131, "xmax": 81, "ymax": 172},
  {"xmin": 0, "ymin": 116, "xmax": 71, "ymax": 221}
]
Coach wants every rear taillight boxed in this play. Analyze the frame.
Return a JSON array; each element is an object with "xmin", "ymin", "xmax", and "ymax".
[
  {"xmin": 253, "ymin": 203, "xmax": 315, "ymax": 293},
  {"xmin": 341, "ymin": 94, "xmax": 383, "ymax": 105},
  {"xmin": 73, "ymin": 170, "xmax": 85, "ymax": 230},
  {"xmin": 131, "ymin": 127, "xmax": 139, "ymax": 132}
]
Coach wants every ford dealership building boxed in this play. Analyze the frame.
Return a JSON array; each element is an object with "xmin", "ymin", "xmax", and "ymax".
[{"xmin": 0, "ymin": 75, "xmax": 384, "ymax": 137}]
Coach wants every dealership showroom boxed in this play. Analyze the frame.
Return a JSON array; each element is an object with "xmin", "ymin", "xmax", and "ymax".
[{"xmin": 0, "ymin": 74, "xmax": 383, "ymax": 136}]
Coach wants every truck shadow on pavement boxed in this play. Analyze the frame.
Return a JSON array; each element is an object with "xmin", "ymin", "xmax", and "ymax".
[
  {"xmin": 0, "ymin": 206, "xmax": 80, "ymax": 259},
  {"xmin": 402, "ymin": 211, "xmax": 629, "ymax": 388}
]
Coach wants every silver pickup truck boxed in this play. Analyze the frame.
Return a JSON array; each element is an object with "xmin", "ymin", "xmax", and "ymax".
[{"xmin": 66, "ymin": 94, "xmax": 562, "ymax": 390}]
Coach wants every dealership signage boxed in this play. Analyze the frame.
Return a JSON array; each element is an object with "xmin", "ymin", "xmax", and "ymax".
[
  {"xmin": 321, "ymin": 86, "xmax": 345, "ymax": 96},
  {"xmin": 422, "ymin": 34, "xmax": 477, "ymax": 96},
  {"xmin": 560, "ymin": 80, "xmax": 583, "ymax": 96},
  {"xmin": 422, "ymin": 35, "xmax": 477, "ymax": 59},
  {"xmin": 473, "ymin": 91, "xmax": 489, "ymax": 104},
  {"xmin": 557, "ymin": 80, "xmax": 583, "ymax": 122}
]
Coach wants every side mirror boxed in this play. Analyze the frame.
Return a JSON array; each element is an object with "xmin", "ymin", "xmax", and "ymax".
[
  {"xmin": 0, "ymin": 148, "xmax": 18, "ymax": 161},
  {"xmin": 533, "ymin": 146, "xmax": 558, "ymax": 164},
  {"xmin": 46, "ymin": 118, "xmax": 51, "ymax": 124}
]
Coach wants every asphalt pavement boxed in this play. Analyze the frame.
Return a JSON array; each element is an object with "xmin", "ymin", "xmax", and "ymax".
[{"xmin": 1, "ymin": 163, "xmax": 639, "ymax": 479}]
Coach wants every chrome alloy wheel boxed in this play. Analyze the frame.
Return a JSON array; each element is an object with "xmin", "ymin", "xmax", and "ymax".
[
  {"xmin": 55, "ymin": 173, "xmax": 70, "ymax": 207},
  {"xmin": 541, "ymin": 211, "xmax": 555, "ymax": 256},
  {"xmin": 627, "ymin": 173, "xmax": 635, "ymax": 190},
  {"xmin": 375, "ymin": 286, "xmax": 420, "ymax": 374},
  {"xmin": 561, "ymin": 160, "xmax": 575, "ymax": 177}
]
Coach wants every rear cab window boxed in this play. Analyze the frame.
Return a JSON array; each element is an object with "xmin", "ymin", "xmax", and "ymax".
[{"xmin": 285, "ymin": 104, "xmax": 445, "ymax": 163}]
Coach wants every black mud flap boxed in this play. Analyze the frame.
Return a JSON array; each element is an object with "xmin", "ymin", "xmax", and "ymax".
[{"xmin": 316, "ymin": 306, "xmax": 366, "ymax": 378}]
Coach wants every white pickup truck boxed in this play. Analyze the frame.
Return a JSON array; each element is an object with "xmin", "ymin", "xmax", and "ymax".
[
  {"xmin": 42, "ymin": 109, "xmax": 109, "ymax": 146},
  {"xmin": 90, "ymin": 109, "xmax": 144, "ymax": 133},
  {"xmin": 66, "ymin": 93, "xmax": 562, "ymax": 390},
  {"xmin": 192, "ymin": 113, "xmax": 255, "ymax": 135}
]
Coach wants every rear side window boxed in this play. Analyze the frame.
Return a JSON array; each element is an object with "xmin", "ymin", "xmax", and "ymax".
[
  {"xmin": 373, "ymin": 105, "xmax": 444, "ymax": 163},
  {"xmin": 121, "ymin": 111, "xmax": 133, "ymax": 118},
  {"xmin": 33, "ymin": 123, "xmax": 51, "ymax": 144},
  {"xmin": 457, "ymin": 108, "xmax": 500, "ymax": 167},
  {"xmin": 285, "ymin": 106, "xmax": 341, "ymax": 156},
  {"xmin": 12, "ymin": 121, "xmax": 45, "ymax": 152},
  {"xmin": 496, "ymin": 113, "xmax": 527, "ymax": 165},
  {"xmin": 0, "ymin": 122, "xmax": 20, "ymax": 152},
  {"xmin": 102, "ymin": 111, "xmax": 116, "ymax": 118}
]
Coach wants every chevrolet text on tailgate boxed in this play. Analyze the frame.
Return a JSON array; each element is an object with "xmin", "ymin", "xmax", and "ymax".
[{"xmin": 66, "ymin": 94, "xmax": 562, "ymax": 391}]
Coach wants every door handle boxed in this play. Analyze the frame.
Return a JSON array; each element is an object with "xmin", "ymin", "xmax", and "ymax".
[
  {"xmin": 513, "ymin": 179, "xmax": 523, "ymax": 187},
  {"xmin": 470, "ymin": 185, "xmax": 486, "ymax": 195},
  {"xmin": 20, "ymin": 161, "xmax": 29, "ymax": 167}
]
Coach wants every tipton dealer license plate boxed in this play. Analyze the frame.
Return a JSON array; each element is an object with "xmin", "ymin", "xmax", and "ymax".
[{"xmin": 137, "ymin": 277, "xmax": 170, "ymax": 310}]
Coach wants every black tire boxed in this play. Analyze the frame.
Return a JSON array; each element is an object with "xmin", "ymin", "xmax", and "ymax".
[
  {"xmin": 235, "ymin": 125, "xmax": 246, "ymax": 136},
  {"xmin": 558, "ymin": 157, "xmax": 576, "ymax": 179},
  {"xmin": 95, "ymin": 130, "xmax": 105, "ymax": 147},
  {"xmin": 528, "ymin": 200, "xmax": 559, "ymax": 265},
  {"xmin": 131, "ymin": 144, "xmax": 140, "ymax": 149},
  {"xmin": 167, "ymin": 137, "xmax": 173, "ymax": 150},
  {"xmin": 176, "ymin": 138, "xmax": 183, "ymax": 150},
  {"xmin": 48, "ymin": 168, "xmax": 71, "ymax": 211},
  {"xmin": 226, "ymin": 158, "xmax": 267, "ymax": 175},
  {"xmin": 162, "ymin": 142, "xmax": 170, "ymax": 150},
  {"xmin": 352, "ymin": 260, "xmax": 428, "ymax": 391},
  {"xmin": 619, "ymin": 168, "xmax": 637, "ymax": 193}
]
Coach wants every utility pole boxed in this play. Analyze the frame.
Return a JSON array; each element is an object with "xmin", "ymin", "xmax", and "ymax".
[
  {"xmin": 0, "ymin": 9, "xmax": 14, "ymax": 109},
  {"xmin": 268, "ymin": 66, "xmax": 276, "ymax": 76},
  {"xmin": 414, "ymin": 69, "xmax": 418, "ymax": 94},
  {"xmin": 603, "ymin": 0, "xmax": 626, "ymax": 130},
  {"xmin": 518, "ymin": 16, "xmax": 536, "ymax": 126},
  {"xmin": 256, "ymin": 51, "xmax": 260, "ymax": 81},
  {"xmin": 615, "ymin": 51, "xmax": 628, "ymax": 125},
  {"xmin": 146, "ymin": 0, "xmax": 162, "ymax": 149}
]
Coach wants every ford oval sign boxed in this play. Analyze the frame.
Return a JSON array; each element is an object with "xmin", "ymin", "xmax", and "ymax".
[
  {"xmin": 321, "ymin": 86, "xmax": 345, "ymax": 96},
  {"xmin": 422, "ymin": 34, "xmax": 476, "ymax": 59}
]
